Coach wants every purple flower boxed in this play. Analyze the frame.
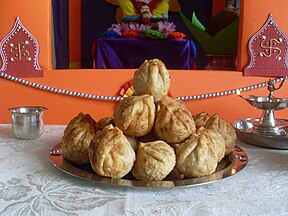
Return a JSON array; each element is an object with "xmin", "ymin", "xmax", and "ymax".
[
  {"xmin": 129, "ymin": 23, "xmax": 151, "ymax": 32},
  {"xmin": 108, "ymin": 23, "xmax": 130, "ymax": 36},
  {"xmin": 157, "ymin": 21, "xmax": 176, "ymax": 37}
]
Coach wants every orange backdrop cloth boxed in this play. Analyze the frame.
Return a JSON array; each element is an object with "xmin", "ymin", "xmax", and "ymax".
[{"xmin": 0, "ymin": 69, "xmax": 287, "ymax": 125}]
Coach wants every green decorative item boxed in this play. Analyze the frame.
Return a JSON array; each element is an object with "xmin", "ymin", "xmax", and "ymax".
[
  {"xmin": 180, "ymin": 11, "xmax": 239, "ymax": 55},
  {"xmin": 142, "ymin": 29, "xmax": 166, "ymax": 39}
]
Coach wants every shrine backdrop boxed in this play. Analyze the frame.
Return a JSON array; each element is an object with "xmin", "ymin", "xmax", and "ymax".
[
  {"xmin": 53, "ymin": 0, "xmax": 227, "ymax": 69},
  {"xmin": 81, "ymin": 0, "xmax": 213, "ymax": 69}
]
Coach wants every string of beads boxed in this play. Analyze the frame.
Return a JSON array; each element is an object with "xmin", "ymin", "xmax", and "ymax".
[{"xmin": 0, "ymin": 72, "xmax": 286, "ymax": 101}]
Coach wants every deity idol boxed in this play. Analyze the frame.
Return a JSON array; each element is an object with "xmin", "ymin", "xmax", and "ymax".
[{"xmin": 120, "ymin": 0, "xmax": 169, "ymax": 19}]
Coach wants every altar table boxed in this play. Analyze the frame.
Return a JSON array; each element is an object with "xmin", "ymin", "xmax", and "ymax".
[
  {"xmin": 0, "ymin": 124, "xmax": 287, "ymax": 215},
  {"xmin": 93, "ymin": 38, "xmax": 196, "ymax": 69}
]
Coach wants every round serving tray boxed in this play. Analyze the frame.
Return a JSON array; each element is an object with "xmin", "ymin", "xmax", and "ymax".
[
  {"xmin": 49, "ymin": 143, "xmax": 248, "ymax": 188},
  {"xmin": 233, "ymin": 118, "xmax": 288, "ymax": 150}
]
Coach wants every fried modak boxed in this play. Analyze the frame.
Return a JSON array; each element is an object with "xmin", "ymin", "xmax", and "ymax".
[
  {"xmin": 175, "ymin": 132, "xmax": 219, "ymax": 178},
  {"xmin": 154, "ymin": 96, "xmax": 196, "ymax": 145},
  {"xmin": 113, "ymin": 94, "xmax": 155, "ymax": 137},
  {"xmin": 61, "ymin": 113, "xmax": 97, "ymax": 165},
  {"xmin": 197, "ymin": 127, "xmax": 226, "ymax": 162},
  {"xmin": 125, "ymin": 135, "xmax": 138, "ymax": 152},
  {"xmin": 132, "ymin": 140, "xmax": 176, "ymax": 181},
  {"xmin": 204, "ymin": 114, "xmax": 237, "ymax": 155},
  {"xmin": 193, "ymin": 112, "xmax": 210, "ymax": 129},
  {"xmin": 133, "ymin": 59, "xmax": 170, "ymax": 102},
  {"xmin": 89, "ymin": 124, "xmax": 136, "ymax": 179},
  {"xmin": 97, "ymin": 117, "xmax": 115, "ymax": 130}
]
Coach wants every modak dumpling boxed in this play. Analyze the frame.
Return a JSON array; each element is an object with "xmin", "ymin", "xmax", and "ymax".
[
  {"xmin": 89, "ymin": 124, "xmax": 136, "ymax": 179},
  {"xmin": 204, "ymin": 114, "xmax": 236, "ymax": 155},
  {"xmin": 154, "ymin": 96, "xmax": 196, "ymax": 145},
  {"xmin": 193, "ymin": 112, "xmax": 210, "ymax": 129},
  {"xmin": 125, "ymin": 135, "xmax": 138, "ymax": 152},
  {"xmin": 133, "ymin": 59, "xmax": 170, "ymax": 101},
  {"xmin": 113, "ymin": 94, "xmax": 155, "ymax": 137},
  {"xmin": 132, "ymin": 140, "xmax": 176, "ymax": 181},
  {"xmin": 175, "ymin": 130, "xmax": 220, "ymax": 178},
  {"xmin": 97, "ymin": 117, "xmax": 115, "ymax": 130},
  {"xmin": 95, "ymin": 117, "xmax": 140, "ymax": 150},
  {"xmin": 62, "ymin": 113, "xmax": 97, "ymax": 165},
  {"xmin": 197, "ymin": 127, "xmax": 226, "ymax": 162}
]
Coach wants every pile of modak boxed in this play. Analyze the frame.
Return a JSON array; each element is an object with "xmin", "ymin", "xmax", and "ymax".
[{"xmin": 61, "ymin": 59, "xmax": 237, "ymax": 181}]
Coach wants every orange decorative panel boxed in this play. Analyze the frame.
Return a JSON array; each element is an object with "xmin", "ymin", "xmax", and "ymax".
[
  {"xmin": 0, "ymin": 69, "xmax": 287, "ymax": 125},
  {"xmin": 0, "ymin": 0, "xmax": 52, "ymax": 70}
]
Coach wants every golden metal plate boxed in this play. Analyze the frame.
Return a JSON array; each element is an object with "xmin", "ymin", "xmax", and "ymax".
[{"xmin": 49, "ymin": 143, "xmax": 248, "ymax": 188}]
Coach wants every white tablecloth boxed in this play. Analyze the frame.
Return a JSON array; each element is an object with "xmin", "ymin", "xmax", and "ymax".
[{"xmin": 0, "ymin": 124, "xmax": 287, "ymax": 216}]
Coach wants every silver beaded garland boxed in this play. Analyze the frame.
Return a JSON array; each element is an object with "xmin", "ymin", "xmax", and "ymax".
[{"xmin": 0, "ymin": 72, "xmax": 286, "ymax": 101}]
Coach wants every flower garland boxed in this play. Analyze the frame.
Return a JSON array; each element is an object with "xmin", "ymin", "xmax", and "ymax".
[
  {"xmin": 103, "ymin": 21, "xmax": 185, "ymax": 40},
  {"xmin": 131, "ymin": 0, "xmax": 161, "ymax": 13}
]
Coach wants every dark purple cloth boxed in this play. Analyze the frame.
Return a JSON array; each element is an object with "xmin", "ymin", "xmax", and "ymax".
[
  {"xmin": 52, "ymin": 0, "xmax": 69, "ymax": 69},
  {"xmin": 94, "ymin": 38, "xmax": 196, "ymax": 69}
]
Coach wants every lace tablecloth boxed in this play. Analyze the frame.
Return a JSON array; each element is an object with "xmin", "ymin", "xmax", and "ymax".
[{"xmin": 0, "ymin": 124, "xmax": 287, "ymax": 216}]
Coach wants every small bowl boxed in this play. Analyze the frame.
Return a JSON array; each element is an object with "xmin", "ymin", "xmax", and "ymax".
[{"xmin": 8, "ymin": 106, "xmax": 47, "ymax": 140}]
